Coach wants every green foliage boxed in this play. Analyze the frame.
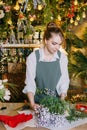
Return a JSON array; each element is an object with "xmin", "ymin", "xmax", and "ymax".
[
  {"xmin": 69, "ymin": 50, "xmax": 87, "ymax": 78},
  {"xmin": 0, "ymin": 88, "xmax": 5, "ymax": 101},
  {"xmin": 66, "ymin": 108, "xmax": 87, "ymax": 122},
  {"xmin": 82, "ymin": 27, "xmax": 87, "ymax": 46},
  {"xmin": 66, "ymin": 31, "xmax": 87, "ymax": 81},
  {"xmin": 66, "ymin": 32, "xmax": 84, "ymax": 50},
  {"xmin": 40, "ymin": 95, "xmax": 70, "ymax": 114},
  {"xmin": 0, "ymin": 0, "xmax": 87, "ymax": 39},
  {"xmin": 43, "ymin": 6, "xmax": 53, "ymax": 25},
  {"xmin": 40, "ymin": 95, "xmax": 87, "ymax": 122},
  {"xmin": 5, "ymin": 82, "xmax": 19, "ymax": 101}
]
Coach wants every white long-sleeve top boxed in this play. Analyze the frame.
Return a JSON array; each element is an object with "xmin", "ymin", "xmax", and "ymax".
[{"xmin": 22, "ymin": 47, "xmax": 70, "ymax": 96}]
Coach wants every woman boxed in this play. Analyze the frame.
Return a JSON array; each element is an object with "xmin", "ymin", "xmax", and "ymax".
[{"xmin": 23, "ymin": 21, "xmax": 70, "ymax": 110}]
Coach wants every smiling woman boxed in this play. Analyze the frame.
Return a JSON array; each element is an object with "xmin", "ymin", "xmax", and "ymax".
[{"xmin": 23, "ymin": 21, "xmax": 70, "ymax": 111}]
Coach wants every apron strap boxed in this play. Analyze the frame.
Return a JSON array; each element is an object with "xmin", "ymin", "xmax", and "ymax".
[
  {"xmin": 35, "ymin": 50, "xmax": 40, "ymax": 63},
  {"xmin": 35, "ymin": 49, "xmax": 61, "ymax": 62}
]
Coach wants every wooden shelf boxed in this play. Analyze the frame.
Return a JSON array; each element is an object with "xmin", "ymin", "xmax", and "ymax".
[{"xmin": 0, "ymin": 43, "xmax": 41, "ymax": 48}]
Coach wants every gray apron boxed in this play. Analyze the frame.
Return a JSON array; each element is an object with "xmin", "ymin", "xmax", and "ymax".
[{"xmin": 35, "ymin": 50, "xmax": 61, "ymax": 103}]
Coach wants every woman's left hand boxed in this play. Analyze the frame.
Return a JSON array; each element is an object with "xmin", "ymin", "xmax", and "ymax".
[{"xmin": 60, "ymin": 93, "xmax": 66, "ymax": 100}]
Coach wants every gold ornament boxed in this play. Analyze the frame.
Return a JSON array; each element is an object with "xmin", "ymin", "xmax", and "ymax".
[
  {"xmin": 30, "ymin": 17, "xmax": 34, "ymax": 22},
  {"xmin": 14, "ymin": 2, "xmax": 20, "ymax": 10},
  {"xmin": 55, "ymin": 19, "xmax": 62, "ymax": 26},
  {"xmin": 7, "ymin": 19, "xmax": 12, "ymax": 25},
  {"xmin": 38, "ymin": 4, "xmax": 43, "ymax": 10},
  {"xmin": 27, "ymin": 4, "xmax": 31, "ymax": 11}
]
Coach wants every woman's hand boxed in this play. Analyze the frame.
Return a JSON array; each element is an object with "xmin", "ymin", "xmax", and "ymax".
[
  {"xmin": 30, "ymin": 103, "xmax": 40, "ymax": 111},
  {"xmin": 27, "ymin": 92, "xmax": 40, "ymax": 111},
  {"xmin": 60, "ymin": 93, "xmax": 66, "ymax": 100}
]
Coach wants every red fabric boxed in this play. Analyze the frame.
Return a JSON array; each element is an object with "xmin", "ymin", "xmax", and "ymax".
[
  {"xmin": 0, "ymin": 113, "xmax": 33, "ymax": 128},
  {"xmin": 76, "ymin": 104, "xmax": 87, "ymax": 113}
]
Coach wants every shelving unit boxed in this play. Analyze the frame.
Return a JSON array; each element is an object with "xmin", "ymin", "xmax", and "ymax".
[{"xmin": 0, "ymin": 43, "xmax": 41, "ymax": 48}]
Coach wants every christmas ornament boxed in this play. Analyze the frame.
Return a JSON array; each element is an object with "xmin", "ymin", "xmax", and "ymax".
[
  {"xmin": 29, "ymin": 15, "xmax": 36, "ymax": 22},
  {"xmin": 19, "ymin": 13, "xmax": 24, "ymax": 19},
  {"xmin": 3, "ymin": 5, "xmax": 11, "ymax": 12},
  {"xmin": 37, "ymin": 4, "xmax": 43, "ymax": 10},
  {"xmin": 0, "ymin": 10, "xmax": 5, "ymax": 19},
  {"xmin": 7, "ymin": 19, "xmax": 12, "ymax": 25},
  {"xmin": 14, "ymin": 2, "xmax": 20, "ymax": 11}
]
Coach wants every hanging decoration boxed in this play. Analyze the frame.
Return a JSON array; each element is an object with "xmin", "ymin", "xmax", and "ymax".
[
  {"xmin": 3, "ymin": 5, "xmax": 11, "ymax": 12},
  {"xmin": 74, "ymin": 0, "xmax": 78, "ymax": 6},
  {"xmin": 23, "ymin": 0, "xmax": 29, "ymax": 12},
  {"xmin": 67, "ymin": 0, "xmax": 76, "ymax": 19},
  {"xmin": 33, "ymin": 0, "xmax": 38, "ymax": 9},
  {"xmin": 33, "ymin": 0, "xmax": 45, "ymax": 9},
  {"xmin": 37, "ymin": 4, "xmax": 43, "ymax": 10},
  {"xmin": 29, "ymin": 14, "xmax": 36, "ymax": 22},
  {"xmin": 0, "ymin": 0, "xmax": 87, "ymax": 40},
  {"xmin": 0, "ymin": 10, "xmax": 5, "ymax": 19},
  {"xmin": 14, "ymin": 2, "xmax": 20, "ymax": 11}
]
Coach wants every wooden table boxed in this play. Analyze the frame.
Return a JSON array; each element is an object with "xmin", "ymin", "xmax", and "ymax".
[
  {"xmin": 0, "ymin": 103, "xmax": 87, "ymax": 130},
  {"xmin": 0, "ymin": 103, "xmax": 49, "ymax": 130}
]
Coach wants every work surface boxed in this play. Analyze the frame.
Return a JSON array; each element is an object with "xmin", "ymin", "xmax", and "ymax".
[{"xmin": 0, "ymin": 103, "xmax": 87, "ymax": 130}]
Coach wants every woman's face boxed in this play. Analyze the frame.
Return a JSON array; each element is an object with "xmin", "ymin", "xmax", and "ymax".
[{"xmin": 45, "ymin": 33, "xmax": 63, "ymax": 54}]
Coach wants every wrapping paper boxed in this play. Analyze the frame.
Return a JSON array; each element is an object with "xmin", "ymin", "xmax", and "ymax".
[
  {"xmin": 3, "ymin": 110, "xmax": 37, "ymax": 130},
  {"xmin": 3, "ymin": 110, "xmax": 87, "ymax": 130},
  {"xmin": 52, "ymin": 118, "xmax": 87, "ymax": 130}
]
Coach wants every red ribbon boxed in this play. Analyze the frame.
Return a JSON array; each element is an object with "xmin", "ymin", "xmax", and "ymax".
[
  {"xmin": 76, "ymin": 104, "xmax": 87, "ymax": 113},
  {"xmin": 0, "ymin": 113, "xmax": 33, "ymax": 128}
]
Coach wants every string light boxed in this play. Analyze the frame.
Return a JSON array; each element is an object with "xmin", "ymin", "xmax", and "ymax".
[
  {"xmin": 82, "ymin": 11, "xmax": 86, "ymax": 18},
  {"xmin": 70, "ymin": 18, "xmax": 74, "ymax": 23},
  {"xmin": 57, "ymin": 15, "xmax": 61, "ymax": 21},
  {"xmin": 74, "ymin": 20, "xmax": 78, "ymax": 26},
  {"xmin": 38, "ymin": 4, "xmax": 43, "ymax": 10},
  {"xmin": 74, "ymin": 0, "xmax": 78, "ymax": 6},
  {"xmin": 76, "ymin": 15, "xmax": 80, "ymax": 21},
  {"xmin": 27, "ymin": 4, "xmax": 31, "ymax": 11}
]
